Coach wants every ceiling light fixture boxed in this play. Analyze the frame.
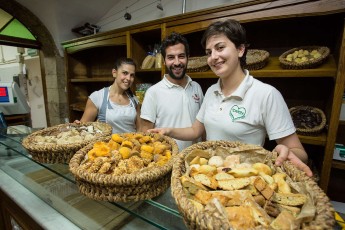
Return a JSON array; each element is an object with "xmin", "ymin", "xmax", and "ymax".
[
  {"xmin": 124, "ymin": 7, "xmax": 131, "ymax": 20},
  {"xmin": 157, "ymin": 0, "xmax": 163, "ymax": 11}
]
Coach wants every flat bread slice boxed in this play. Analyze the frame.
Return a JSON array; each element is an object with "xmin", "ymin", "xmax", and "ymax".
[
  {"xmin": 218, "ymin": 177, "xmax": 251, "ymax": 190},
  {"xmin": 272, "ymin": 193, "xmax": 307, "ymax": 206}
]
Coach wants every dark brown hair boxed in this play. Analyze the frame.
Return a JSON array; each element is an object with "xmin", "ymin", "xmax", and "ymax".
[
  {"xmin": 201, "ymin": 19, "xmax": 248, "ymax": 68},
  {"xmin": 114, "ymin": 57, "xmax": 137, "ymax": 70},
  {"xmin": 161, "ymin": 32, "xmax": 190, "ymax": 58}
]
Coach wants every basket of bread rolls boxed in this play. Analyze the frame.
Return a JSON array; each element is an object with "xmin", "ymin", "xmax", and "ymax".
[
  {"xmin": 69, "ymin": 132, "xmax": 178, "ymax": 202},
  {"xmin": 171, "ymin": 140, "xmax": 335, "ymax": 230},
  {"xmin": 22, "ymin": 122, "xmax": 112, "ymax": 164},
  {"xmin": 279, "ymin": 46, "xmax": 330, "ymax": 69}
]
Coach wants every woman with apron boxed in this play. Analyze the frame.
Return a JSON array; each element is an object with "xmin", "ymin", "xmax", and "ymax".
[{"xmin": 75, "ymin": 57, "xmax": 140, "ymax": 133}]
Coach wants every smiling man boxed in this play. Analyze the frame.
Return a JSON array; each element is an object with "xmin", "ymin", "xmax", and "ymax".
[{"xmin": 140, "ymin": 32, "xmax": 204, "ymax": 151}]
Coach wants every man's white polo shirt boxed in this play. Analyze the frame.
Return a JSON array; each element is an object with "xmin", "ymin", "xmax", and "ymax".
[
  {"xmin": 196, "ymin": 70, "xmax": 295, "ymax": 146},
  {"xmin": 141, "ymin": 75, "xmax": 203, "ymax": 151}
]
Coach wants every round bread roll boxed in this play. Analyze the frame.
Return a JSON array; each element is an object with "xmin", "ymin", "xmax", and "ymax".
[{"xmin": 208, "ymin": 156, "xmax": 224, "ymax": 167}]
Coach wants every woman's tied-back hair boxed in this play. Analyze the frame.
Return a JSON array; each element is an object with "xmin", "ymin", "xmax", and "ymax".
[
  {"xmin": 161, "ymin": 32, "xmax": 190, "ymax": 58},
  {"xmin": 201, "ymin": 19, "xmax": 248, "ymax": 69},
  {"xmin": 114, "ymin": 57, "xmax": 137, "ymax": 70},
  {"xmin": 113, "ymin": 57, "xmax": 137, "ymax": 98}
]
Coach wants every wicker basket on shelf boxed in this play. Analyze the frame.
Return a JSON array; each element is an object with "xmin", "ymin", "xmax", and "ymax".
[
  {"xmin": 171, "ymin": 140, "xmax": 335, "ymax": 230},
  {"xmin": 69, "ymin": 132, "xmax": 178, "ymax": 202},
  {"xmin": 289, "ymin": 106, "xmax": 326, "ymax": 136},
  {"xmin": 187, "ymin": 56, "xmax": 210, "ymax": 72},
  {"xmin": 279, "ymin": 46, "xmax": 330, "ymax": 69},
  {"xmin": 244, "ymin": 49, "xmax": 270, "ymax": 70},
  {"xmin": 22, "ymin": 122, "xmax": 112, "ymax": 164}
]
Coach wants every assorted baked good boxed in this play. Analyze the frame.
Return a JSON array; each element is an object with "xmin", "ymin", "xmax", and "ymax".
[
  {"xmin": 171, "ymin": 141, "xmax": 334, "ymax": 230},
  {"xmin": 32, "ymin": 124, "xmax": 103, "ymax": 145},
  {"xmin": 284, "ymin": 49, "xmax": 321, "ymax": 63},
  {"xmin": 22, "ymin": 122, "xmax": 112, "ymax": 163},
  {"xmin": 69, "ymin": 132, "xmax": 178, "ymax": 202},
  {"xmin": 289, "ymin": 106, "xmax": 326, "ymax": 136},
  {"xmin": 77, "ymin": 133, "xmax": 173, "ymax": 175},
  {"xmin": 279, "ymin": 46, "xmax": 330, "ymax": 69}
]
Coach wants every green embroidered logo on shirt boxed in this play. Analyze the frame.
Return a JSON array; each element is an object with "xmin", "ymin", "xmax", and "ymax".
[{"xmin": 230, "ymin": 105, "xmax": 246, "ymax": 121}]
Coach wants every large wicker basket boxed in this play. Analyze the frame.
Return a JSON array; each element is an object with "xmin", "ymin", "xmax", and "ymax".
[
  {"xmin": 22, "ymin": 122, "xmax": 112, "ymax": 164},
  {"xmin": 69, "ymin": 132, "xmax": 178, "ymax": 202},
  {"xmin": 289, "ymin": 106, "xmax": 327, "ymax": 136},
  {"xmin": 187, "ymin": 56, "xmax": 210, "ymax": 72},
  {"xmin": 171, "ymin": 140, "xmax": 335, "ymax": 230},
  {"xmin": 279, "ymin": 46, "xmax": 330, "ymax": 69}
]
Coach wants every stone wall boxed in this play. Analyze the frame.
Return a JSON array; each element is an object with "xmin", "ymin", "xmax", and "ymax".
[{"xmin": 1, "ymin": 0, "xmax": 67, "ymax": 126}]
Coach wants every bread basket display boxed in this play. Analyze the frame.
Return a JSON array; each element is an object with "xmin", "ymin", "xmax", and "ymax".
[
  {"xmin": 279, "ymin": 46, "xmax": 330, "ymax": 69},
  {"xmin": 171, "ymin": 140, "xmax": 335, "ymax": 230},
  {"xmin": 187, "ymin": 56, "xmax": 210, "ymax": 72},
  {"xmin": 245, "ymin": 49, "xmax": 270, "ymax": 70},
  {"xmin": 289, "ymin": 106, "xmax": 327, "ymax": 136},
  {"xmin": 22, "ymin": 122, "xmax": 112, "ymax": 164},
  {"xmin": 69, "ymin": 132, "xmax": 178, "ymax": 202}
]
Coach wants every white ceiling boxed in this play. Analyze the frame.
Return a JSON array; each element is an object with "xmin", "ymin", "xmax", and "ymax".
[
  {"xmin": 15, "ymin": 0, "xmax": 122, "ymax": 43},
  {"xmin": 2, "ymin": 0, "xmax": 235, "ymax": 55}
]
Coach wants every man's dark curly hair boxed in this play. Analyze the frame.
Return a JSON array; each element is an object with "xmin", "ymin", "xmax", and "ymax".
[{"xmin": 161, "ymin": 32, "xmax": 190, "ymax": 58}]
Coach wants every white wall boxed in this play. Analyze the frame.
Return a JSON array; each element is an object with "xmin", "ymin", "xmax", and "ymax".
[{"xmin": 0, "ymin": 45, "xmax": 47, "ymax": 128}]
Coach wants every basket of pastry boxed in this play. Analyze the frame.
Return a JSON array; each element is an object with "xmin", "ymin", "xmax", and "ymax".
[
  {"xmin": 244, "ymin": 49, "xmax": 270, "ymax": 70},
  {"xmin": 289, "ymin": 106, "xmax": 326, "ymax": 136},
  {"xmin": 22, "ymin": 122, "xmax": 112, "ymax": 164},
  {"xmin": 69, "ymin": 132, "xmax": 178, "ymax": 202},
  {"xmin": 279, "ymin": 46, "xmax": 330, "ymax": 69},
  {"xmin": 187, "ymin": 56, "xmax": 210, "ymax": 72},
  {"xmin": 171, "ymin": 140, "xmax": 335, "ymax": 230}
]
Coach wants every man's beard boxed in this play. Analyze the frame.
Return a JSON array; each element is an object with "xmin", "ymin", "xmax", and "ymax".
[{"xmin": 168, "ymin": 64, "xmax": 187, "ymax": 80}]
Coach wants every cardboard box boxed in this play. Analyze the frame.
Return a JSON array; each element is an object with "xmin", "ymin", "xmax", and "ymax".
[{"xmin": 333, "ymin": 144, "xmax": 345, "ymax": 161}]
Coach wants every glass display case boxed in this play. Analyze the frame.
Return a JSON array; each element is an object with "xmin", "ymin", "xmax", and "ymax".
[{"xmin": 0, "ymin": 125, "xmax": 186, "ymax": 230}]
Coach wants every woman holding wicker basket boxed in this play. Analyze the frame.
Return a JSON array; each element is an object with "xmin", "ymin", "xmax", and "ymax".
[
  {"xmin": 149, "ymin": 19, "xmax": 312, "ymax": 177},
  {"xmin": 75, "ymin": 57, "xmax": 140, "ymax": 133}
]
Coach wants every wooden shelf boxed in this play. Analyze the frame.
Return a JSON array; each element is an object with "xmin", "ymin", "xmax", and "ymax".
[
  {"xmin": 298, "ymin": 133, "xmax": 327, "ymax": 146},
  {"xmin": 137, "ymin": 68, "xmax": 162, "ymax": 73},
  {"xmin": 70, "ymin": 77, "xmax": 113, "ymax": 83},
  {"xmin": 188, "ymin": 56, "xmax": 337, "ymax": 79},
  {"xmin": 332, "ymin": 160, "xmax": 345, "ymax": 170}
]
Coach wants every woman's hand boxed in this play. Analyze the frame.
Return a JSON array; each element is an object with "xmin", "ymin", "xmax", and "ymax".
[
  {"xmin": 274, "ymin": 144, "xmax": 313, "ymax": 177},
  {"xmin": 73, "ymin": 120, "xmax": 81, "ymax": 124},
  {"xmin": 147, "ymin": 127, "xmax": 171, "ymax": 136}
]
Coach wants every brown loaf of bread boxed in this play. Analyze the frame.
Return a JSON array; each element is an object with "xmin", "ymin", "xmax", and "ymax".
[{"xmin": 141, "ymin": 55, "xmax": 155, "ymax": 69}]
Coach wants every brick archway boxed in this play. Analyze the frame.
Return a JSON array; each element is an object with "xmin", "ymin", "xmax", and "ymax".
[{"xmin": 0, "ymin": 1, "xmax": 68, "ymax": 126}]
